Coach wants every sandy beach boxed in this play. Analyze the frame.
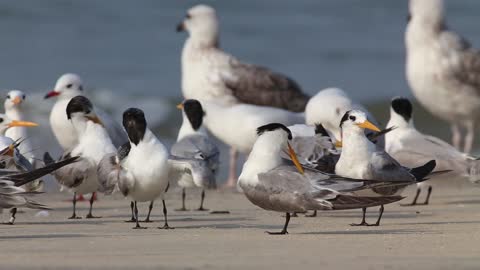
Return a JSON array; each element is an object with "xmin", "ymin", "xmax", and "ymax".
[{"xmin": 1, "ymin": 178, "xmax": 479, "ymax": 270}]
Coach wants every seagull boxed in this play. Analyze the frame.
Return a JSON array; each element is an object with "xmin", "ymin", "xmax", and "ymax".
[
  {"xmin": 4, "ymin": 90, "xmax": 43, "ymax": 191},
  {"xmin": 44, "ymin": 73, "xmax": 128, "ymax": 150},
  {"xmin": 196, "ymin": 100, "xmax": 304, "ymax": 186},
  {"xmin": 305, "ymin": 88, "xmax": 384, "ymax": 146},
  {"xmin": 0, "ymin": 145, "xmax": 79, "ymax": 224},
  {"xmin": 97, "ymin": 108, "xmax": 171, "ymax": 229},
  {"xmin": 335, "ymin": 110, "xmax": 437, "ymax": 226},
  {"xmin": 170, "ymin": 99, "xmax": 219, "ymax": 211},
  {"xmin": 406, "ymin": 0, "xmax": 480, "ymax": 153},
  {"xmin": 44, "ymin": 96, "xmax": 116, "ymax": 219},
  {"xmin": 177, "ymin": 5, "xmax": 310, "ymax": 186},
  {"xmin": 237, "ymin": 123, "xmax": 404, "ymax": 235},
  {"xmin": 386, "ymin": 97, "xmax": 480, "ymax": 205}
]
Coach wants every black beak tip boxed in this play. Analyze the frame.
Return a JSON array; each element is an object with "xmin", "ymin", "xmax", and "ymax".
[{"xmin": 176, "ymin": 22, "xmax": 185, "ymax": 32}]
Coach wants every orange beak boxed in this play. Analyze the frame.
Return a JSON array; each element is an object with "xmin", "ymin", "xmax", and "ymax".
[
  {"xmin": 288, "ymin": 142, "xmax": 304, "ymax": 175},
  {"xmin": 12, "ymin": 96, "xmax": 22, "ymax": 105},
  {"xmin": 86, "ymin": 115, "xmax": 104, "ymax": 126},
  {"xmin": 176, "ymin": 103, "xmax": 184, "ymax": 110},
  {"xmin": 357, "ymin": 120, "xmax": 381, "ymax": 132},
  {"xmin": 44, "ymin": 90, "xmax": 60, "ymax": 99},
  {"xmin": 6, "ymin": 144, "xmax": 14, "ymax": 157},
  {"xmin": 8, "ymin": 120, "xmax": 39, "ymax": 128}
]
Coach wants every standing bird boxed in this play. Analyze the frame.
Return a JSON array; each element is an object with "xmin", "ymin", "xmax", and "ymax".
[
  {"xmin": 386, "ymin": 97, "xmax": 480, "ymax": 205},
  {"xmin": 171, "ymin": 99, "xmax": 219, "ymax": 211},
  {"xmin": 406, "ymin": 0, "xmax": 480, "ymax": 153},
  {"xmin": 177, "ymin": 5, "xmax": 310, "ymax": 186},
  {"xmin": 335, "ymin": 110, "xmax": 437, "ymax": 226},
  {"xmin": 97, "ymin": 108, "xmax": 171, "ymax": 229},
  {"xmin": 44, "ymin": 73, "xmax": 127, "ymax": 150},
  {"xmin": 45, "ymin": 96, "xmax": 116, "ymax": 219},
  {"xmin": 237, "ymin": 123, "xmax": 404, "ymax": 235}
]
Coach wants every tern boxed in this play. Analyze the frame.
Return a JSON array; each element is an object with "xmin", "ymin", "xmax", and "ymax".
[
  {"xmin": 406, "ymin": 0, "xmax": 480, "ymax": 153},
  {"xmin": 386, "ymin": 97, "xmax": 480, "ymax": 205},
  {"xmin": 335, "ymin": 110, "xmax": 438, "ymax": 226}
]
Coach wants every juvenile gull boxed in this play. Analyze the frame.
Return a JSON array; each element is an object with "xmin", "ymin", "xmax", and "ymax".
[
  {"xmin": 177, "ymin": 5, "xmax": 310, "ymax": 186},
  {"xmin": 238, "ymin": 123, "xmax": 404, "ymax": 235},
  {"xmin": 386, "ymin": 97, "xmax": 480, "ymax": 205},
  {"xmin": 406, "ymin": 0, "xmax": 480, "ymax": 153},
  {"xmin": 45, "ymin": 96, "xmax": 116, "ymax": 219},
  {"xmin": 335, "ymin": 110, "xmax": 437, "ymax": 226},
  {"xmin": 170, "ymin": 99, "xmax": 218, "ymax": 211}
]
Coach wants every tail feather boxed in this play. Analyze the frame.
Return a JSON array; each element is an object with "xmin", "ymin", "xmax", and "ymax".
[
  {"xmin": 24, "ymin": 199, "xmax": 51, "ymax": 210},
  {"xmin": 410, "ymin": 160, "xmax": 436, "ymax": 181},
  {"xmin": 468, "ymin": 159, "xmax": 480, "ymax": 183}
]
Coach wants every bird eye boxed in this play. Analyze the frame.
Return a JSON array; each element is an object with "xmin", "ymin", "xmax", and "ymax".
[
  {"xmin": 349, "ymin": 116, "xmax": 356, "ymax": 121},
  {"xmin": 22, "ymin": 95, "xmax": 26, "ymax": 100},
  {"xmin": 6, "ymin": 95, "xmax": 10, "ymax": 99},
  {"xmin": 0, "ymin": 118, "xmax": 4, "ymax": 123},
  {"xmin": 186, "ymin": 13, "xmax": 191, "ymax": 19},
  {"xmin": 66, "ymin": 84, "xmax": 73, "ymax": 89}
]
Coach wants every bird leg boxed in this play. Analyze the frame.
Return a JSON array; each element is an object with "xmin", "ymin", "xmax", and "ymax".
[
  {"xmin": 175, "ymin": 188, "xmax": 188, "ymax": 211},
  {"xmin": 451, "ymin": 124, "xmax": 462, "ymax": 151},
  {"xmin": 223, "ymin": 147, "xmax": 238, "ymax": 188},
  {"xmin": 267, "ymin": 213, "xmax": 290, "ymax": 235},
  {"xmin": 196, "ymin": 189, "xmax": 208, "ymax": 211},
  {"xmin": 86, "ymin": 192, "xmax": 101, "ymax": 218},
  {"xmin": 5, "ymin": 208, "xmax": 17, "ymax": 225},
  {"xmin": 68, "ymin": 192, "xmax": 81, "ymax": 219},
  {"xmin": 422, "ymin": 186, "xmax": 433, "ymax": 205},
  {"xmin": 368, "ymin": 205, "xmax": 384, "ymax": 227},
  {"xmin": 464, "ymin": 122, "xmax": 475, "ymax": 154},
  {"xmin": 158, "ymin": 200, "xmax": 174, "ymax": 229},
  {"xmin": 132, "ymin": 201, "xmax": 146, "ymax": 229},
  {"xmin": 125, "ymin": 201, "xmax": 136, "ymax": 222},
  {"xmin": 143, "ymin": 201, "xmax": 154, "ymax": 222},
  {"xmin": 305, "ymin": 210, "xmax": 317, "ymax": 217},
  {"xmin": 350, "ymin": 207, "xmax": 369, "ymax": 226},
  {"xmin": 400, "ymin": 188, "xmax": 421, "ymax": 206}
]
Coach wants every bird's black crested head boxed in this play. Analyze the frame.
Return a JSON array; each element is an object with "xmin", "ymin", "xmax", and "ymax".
[
  {"xmin": 183, "ymin": 99, "xmax": 205, "ymax": 130},
  {"xmin": 339, "ymin": 110, "xmax": 353, "ymax": 128},
  {"xmin": 314, "ymin": 123, "xmax": 329, "ymax": 137},
  {"xmin": 66, "ymin": 95, "xmax": 93, "ymax": 120},
  {"xmin": 256, "ymin": 123, "xmax": 292, "ymax": 140},
  {"xmin": 391, "ymin": 97, "xmax": 413, "ymax": 122},
  {"xmin": 123, "ymin": 108, "xmax": 147, "ymax": 145}
]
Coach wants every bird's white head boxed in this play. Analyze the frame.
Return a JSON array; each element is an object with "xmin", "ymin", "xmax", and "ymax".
[
  {"xmin": 177, "ymin": 5, "xmax": 219, "ymax": 48},
  {"xmin": 388, "ymin": 97, "xmax": 414, "ymax": 129},
  {"xmin": 0, "ymin": 113, "xmax": 38, "ymax": 135},
  {"xmin": 4, "ymin": 90, "xmax": 26, "ymax": 111},
  {"xmin": 45, "ymin": 73, "xmax": 84, "ymax": 100},
  {"xmin": 408, "ymin": 0, "xmax": 445, "ymax": 29},
  {"xmin": 66, "ymin": 96, "xmax": 103, "ymax": 132},
  {"xmin": 339, "ymin": 110, "xmax": 381, "ymax": 138}
]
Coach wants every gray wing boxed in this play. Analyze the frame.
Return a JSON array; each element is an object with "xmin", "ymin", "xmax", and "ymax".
[
  {"xmin": 97, "ymin": 153, "xmax": 121, "ymax": 194},
  {"xmin": 171, "ymin": 135, "xmax": 220, "ymax": 173},
  {"xmin": 48, "ymin": 152, "xmax": 92, "ymax": 189},
  {"xmin": 366, "ymin": 148, "xmax": 415, "ymax": 182},
  {"xmin": 222, "ymin": 59, "xmax": 309, "ymax": 112},
  {"xmin": 168, "ymin": 156, "xmax": 216, "ymax": 189},
  {"xmin": 96, "ymin": 107, "xmax": 128, "ymax": 148}
]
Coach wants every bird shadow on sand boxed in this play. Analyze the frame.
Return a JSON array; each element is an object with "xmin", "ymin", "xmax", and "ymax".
[
  {"xmin": 444, "ymin": 199, "xmax": 480, "ymax": 205},
  {"xmin": 298, "ymin": 228, "xmax": 434, "ymax": 235},
  {"xmin": 177, "ymin": 223, "xmax": 286, "ymax": 230},
  {"xmin": 0, "ymin": 234, "xmax": 86, "ymax": 240},
  {"xmin": 397, "ymin": 220, "xmax": 480, "ymax": 226}
]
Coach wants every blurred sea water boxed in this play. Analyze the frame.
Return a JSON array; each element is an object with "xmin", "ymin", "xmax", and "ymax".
[{"xmin": 0, "ymin": 0, "xmax": 478, "ymax": 185}]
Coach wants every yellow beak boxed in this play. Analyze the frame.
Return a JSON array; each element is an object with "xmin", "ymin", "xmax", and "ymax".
[
  {"xmin": 8, "ymin": 120, "xmax": 39, "ymax": 128},
  {"xmin": 176, "ymin": 103, "xmax": 184, "ymax": 110},
  {"xmin": 6, "ymin": 144, "xmax": 15, "ymax": 157},
  {"xmin": 86, "ymin": 115, "xmax": 104, "ymax": 126},
  {"xmin": 334, "ymin": 140, "xmax": 343, "ymax": 148},
  {"xmin": 357, "ymin": 120, "xmax": 381, "ymax": 132},
  {"xmin": 12, "ymin": 96, "xmax": 22, "ymax": 105},
  {"xmin": 288, "ymin": 142, "xmax": 304, "ymax": 175}
]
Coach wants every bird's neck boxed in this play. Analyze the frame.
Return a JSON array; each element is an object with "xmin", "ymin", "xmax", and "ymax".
[
  {"xmin": 177, "ymin": 113, "xmax": 206, "ymax": 141},
  {"xmin": 338, "ymin": 128, "xmax": 376, "ymax": 174},
  {"xmin": 6, "ymin": 108, "xmax": 24, "ymax": 121},
  {"xmin": 185, "ymin": 34, "xmax": 219, "ymax": 51}
]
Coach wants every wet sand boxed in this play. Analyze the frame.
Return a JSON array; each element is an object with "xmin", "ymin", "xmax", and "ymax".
[{"xmin": 1, "ymin": 178, "xmax": 479, "ymax": 270}]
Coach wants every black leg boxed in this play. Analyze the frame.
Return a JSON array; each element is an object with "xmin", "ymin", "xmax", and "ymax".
[
  {"xmin": 267, "ymin": 213, "xmax": 290, "ymax": 235},
  {"xmin": 401, "ymin": 188, "xmax": 421, "ymax": 206},
  {"xmin": 68, "ymin": 192, "xmax": 81, "ymax": 219},
  {"xmin": 158, "ymin": 200, "xmax": 174, "ymax": 229},
  {"xmin": 86, "ymin": 192, "xmax": 101, "ymax": 218},
  {"xmin": 7, "ymin": 208, "xmax": 17, "ymax": 225},
  {"xmin": 351, "ymin": 207, "xmax": 369, "ymax": 226},
  {"xmin": 305, "ymin": 210, "xmax": 317, "ymax": 218},
  {"xmin": 369, "ymin": 205, "xmax": 384, "ymax": 227},
  {"xmin": 132, "ymin": 201, "xmax": 146, "ymax": 229},
  {"xmin": 125, "ymin": 201, "xmax": 136, "ymax": 222},
  {"xmin": 175, "ymin": 188, "xmax": 188, "ymax": 211},
  {"xmin": 196, "ymin": 189, "xmax": 208, "ymax": 211},
  {"xmin": 422, "ymin": 186, "xmax": 433, "ymax": 205},
  {"xmin": 144, "ymin": 201, "xmax": 154, "ymax": 222}
]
